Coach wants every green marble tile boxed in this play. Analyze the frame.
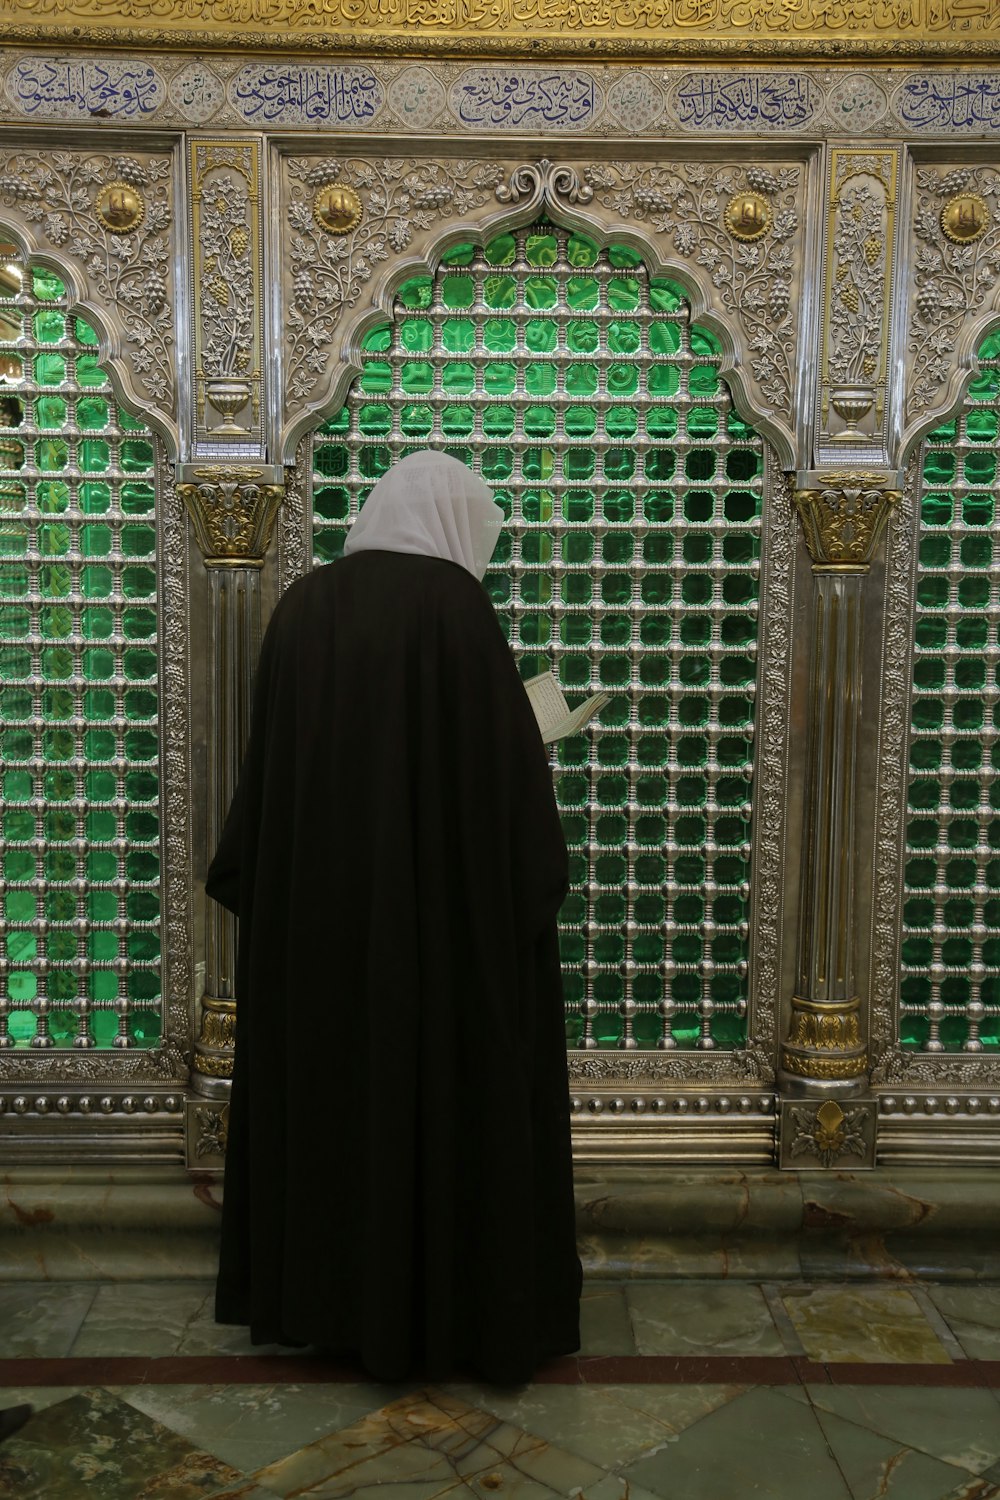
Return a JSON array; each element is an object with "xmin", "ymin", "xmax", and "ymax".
[
  {"xmin": 0, "ymin": 1387, "xmax": 243, "ymax": 1499},
  {"xmin": 118, "ymin": 1382, "xmax": 406, "ymax": 1471},
  {"xmin": 621, "ymin": 1386, "xmax": 852, "ymax": 1500},
  {"xmin": 806, "ymin": 1387, "xmax": 1000, "ymax": 1475},
  {"xmin": 782, "ymin": 1287, "xmax": 951, "ymax": 1364},
  {"xmin": 927, "ymin": 1287, "xmax": 1000, "ymax": 1359},
  {"xmin": 626, "ymin": 1281, "xmax": 785, "ymax": 1356},
  {"xmin": 0, "ymin": 1283, "xmax": 95, "ymax": 1356},
  {"xmin": 578, "ymin": 1283, "xmax": 635, "ymax": 1356},
  {"xmin": 813, "ymin": 1405, "xmax": 979, "ymax": 1500},
  {"xmin": 574, "ymin": 1478, "xmax": 662, "ymax": 1500},
  {"xmin": 0, "ymin": 1387, "xmax": 82, "ymax": 1414},
  {"xmin": 246, "ymin": 1389, "xmax": 605, "ymax": 1500},
  {"xmin": 69, "ymin": 1280, "xmax": 216, "ymax": 1356},
  {"xmin": 444, "ymin": 1382, "xmax": 745, "ymax": 1471},
  {"xmin": 936, "ymin": 1481, "xmax": 1000, "ymax": 1500}
]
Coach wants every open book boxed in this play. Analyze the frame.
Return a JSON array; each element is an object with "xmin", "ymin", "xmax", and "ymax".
[{"xmin": 524, "ymin": 670, "xmax": 608, "ymax": 744}]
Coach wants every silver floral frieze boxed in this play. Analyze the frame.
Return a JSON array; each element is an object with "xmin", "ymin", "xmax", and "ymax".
[{"xmin": 0, "ymin": 148, "xmax": 176, "ymax": 426}]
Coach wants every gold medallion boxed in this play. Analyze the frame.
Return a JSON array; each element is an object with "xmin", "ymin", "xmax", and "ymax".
[
  {"xmin": 313, "ymin": 183, "xmax": 363, "ymax": 236},
  {"xmin": 723, "ymin": 191, "xmax": 772, "ymax": 242},
  {"xmin": 940, "ymin": 192, "xmax": 991, "ymax": 245},
  {"xmin": 94, "ymin": 182, "xmax": 145, "ymax": 234}
]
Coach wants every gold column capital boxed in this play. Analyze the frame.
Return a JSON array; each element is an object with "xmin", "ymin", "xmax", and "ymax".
[
  {"xmin": 793, "ymin": 469, "xmax": 901, "ymax": 573},
  {"xmin": 781, "ymin": 996, "xmax": 867, "ymax": 1081},
  {"xmin": 178, "ymin": 465, "xmax": 284, "ymax": 568}
]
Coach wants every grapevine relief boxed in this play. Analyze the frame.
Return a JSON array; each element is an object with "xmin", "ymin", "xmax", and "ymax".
[
  {"xmin": 907, "ymin": 165, "xmax": 1000, "ymax": 432},
  {"xmin": 283, "ymin": 155, "xmax": 501, "ymax": 428},
  {"xmin": 582, "ymin": 161, "xmax": 801, "ymax": 426},
  {"xmin": 0, "ymin": 149, "xmax": 175, "ymax": 415}
]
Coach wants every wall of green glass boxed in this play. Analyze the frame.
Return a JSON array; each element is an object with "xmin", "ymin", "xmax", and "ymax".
[
  {"xmin": 311, "ymin": 225, "xmax": 763, "ymax": 1053},
  {"xmin": 901, "ymin": 328, "xmax": 1000, "ymax": 1054},
  {"xmin": 0, "ymin": 256, "xmax": 162, "ymax": 1052}
]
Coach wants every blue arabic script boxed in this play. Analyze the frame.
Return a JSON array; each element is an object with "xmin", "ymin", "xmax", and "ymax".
[
  {"xmin": 453, "ymin": 71, "xmax": 597, "ymax": 129},
  {"xmin": 897, "ymin": 76, "xmax": 1000, "ymax": 131},
  {"xmin": 675, "ymin": 73, "xmax": 815, "ymax": 129},
  {"xmin": 11, "ymin": 59, "xmax": 164, "ymax": 118},
  {"xmin": 231, "ymin": 66, "xmax": 383, "ymax": 125}
]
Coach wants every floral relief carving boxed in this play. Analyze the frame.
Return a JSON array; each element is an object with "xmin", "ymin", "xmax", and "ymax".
[
  {"xmin": 192, "ymin": 143, "xmax": 261, "ymax": 441},
  {"xmin": 0, "ymin": 149, "xmax": 175, "ymax": 412},
  {"xmin": 822, "ymin": 153, "xmax": 895, "ymax": 444},
  {"xmin": 200, "ymin": 174, "xmax": 253, "ymax": 379},
  {"xmin": 581, "ymin": 161, "xmax": 801, "ymax": 426},
  {"xmin": 283, "ymin": 155, "xmax": 501, "ymax": 424},
  {"xmin": 907, "ymin": 165, "xmax": 1000, "ymax": 430}
]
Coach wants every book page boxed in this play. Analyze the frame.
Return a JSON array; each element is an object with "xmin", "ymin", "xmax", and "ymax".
[
  {"xmin": 524, "ymin": 670, "xmax": 608, "ymax": 743},
  {"xmin": 524, "ymin": 671, "xmax": 569, "ymax": 742}
]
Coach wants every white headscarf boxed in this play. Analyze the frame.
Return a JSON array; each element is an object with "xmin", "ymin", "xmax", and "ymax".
[{"xmin": 342, "ymin": 450, "xmax": 503, "ymax": 582}]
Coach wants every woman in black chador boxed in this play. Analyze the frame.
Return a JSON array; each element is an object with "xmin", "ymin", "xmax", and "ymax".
[{"xmin": 207, "ymin": 449, "xmax": 582, "ymax": 1383}]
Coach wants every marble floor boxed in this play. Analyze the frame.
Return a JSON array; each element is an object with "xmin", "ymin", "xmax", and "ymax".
[{"xmin": 1, "ymin": 1278, "xmax": 999, "ymax": 1499}]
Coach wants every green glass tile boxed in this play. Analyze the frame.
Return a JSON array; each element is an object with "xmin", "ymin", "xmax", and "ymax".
[
  {"xmin": 608, "ymin": 321, "xmax": 640, "ymax": 355},
  {"xmin": 396, "ymin": 276, "xmax": 432, "ymax": 310},
  {"xmin": 605, "ymin": 405, "xmax": 637, "ymax": 439},
  {"xmin": 523, "ymin": 319, "xmax": 557, "ymax": 355},
  {"xmin": 75, "ymin": 352, "xmax": 105, "ymax": 388},
  {"xmin": 35, "ymin": 393, "xmax": 66, "ymax": 429},
  {"xmin": 484, "ymin": 318, "xmax": 517, "ymax": 353},
  {"xmin": 80, "ymin": 438, "xmax": 111, "ymax": 472},
  {"xmin": 441, "ymin": 318, "xmax": 474, "ymax": 353},
  {"xmin": 34, "ymin": 352, "xmax": 66, "ymax": 385},
  {"xmin": 483, "ymin": 232, "xmax": 516, "ymax": 266},
  {"xmin": 441, "ymin": 274, "xmax": 474, "ymax": 309},
  {"xmin": 964, "ymin": 449, "xmax": 996, "ymax": 483},
  {"xmin": 38, "ymin": 437, "xmax": 69, "ymax": 471},
  {"xmin": 442, "ymin": 362, "xmax": 476, "ymax": 396},
  {"xmin": 525, "ymin": 275, "xmax": 558, "ymax": 310},
  {"xmin": 566, "ymin": 231, "xmax": 598, "ymax": 267},
  {"xmin": 483, "ymin": 274, "xmax": 517, "ymax": 310},
  {"xmin": 77, "ymin": 395, "xmax": 110, "ymax": 431},
  {"xmin": 360, "ymin": 325, "xmax": 391, "ymax": 354},
  {"xmin": 566, "ymin": 276, "xmax": 599, "ymax": 311},
  {"xmin": 566, "ymin": 321, "xmax": 599, "ymax": 354},
  {"xmin": 33, "ymin": 310, "xmax": 66, "ymax": 344}
]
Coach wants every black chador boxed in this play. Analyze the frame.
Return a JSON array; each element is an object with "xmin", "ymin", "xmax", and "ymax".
[{"xmin": 207, "ymin": 451, "xmax": 582, "ymax": 1382}]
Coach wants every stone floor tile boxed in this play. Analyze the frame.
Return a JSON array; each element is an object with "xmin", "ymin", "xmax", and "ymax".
[
  {"xmin": 625, "ymin": 1281, "xmax": 786, "ymax": 1357},
  {"xmin": 69, "ymin": 1281, "xmax": 217, "ymax": 1357},
  {"xmin": 116, "ymin": 1382, "xmax": 407, "ymax": 1470},
  {"xmin": 926, "ymin": 1287, "xmax": 1000, "ymax": 1360},
  {"xmin": 246, "ymin": 1389, "xmax": 605, "ymax": 1500},
  {"xmin": 0, "ymin": 1387, "xmax": 243, "ymax": 1499},
  {"xmin": 444, "ymin": 1381, "xmax": 745, "ymax": 1471},
  {"xmin": 781, "ymin": 1286, "xmax": 952, "ymax": 1364},
  {"xmin": 812, "ymin": 1404, "xmax": 979, "ymax": 1500},
  {"xmin": 0, "ymin": 1386, "xmax": 82, "ymax": 1414},
  {"xmin": 621, "ymin": 1386, "xmax": 853, "ymax": 1500},
  {"xmin": 936, "ymin": 1482, "xmax": 1000, "ymax": 1500},
  {"xmin": 805, "ymin": 1387, "xmax": 1000, "ymax": 1475},
  {"xmin": 578, "ymin": 1284, "xmax": 635, "ymax": 1357},
  {"xmin": 0, "ymin": 1283, "xmax": 96, "ymax": 1358},
  {"xmin": 574, "ymin": 1477, "xmax": 664, "ymax": 1500}
]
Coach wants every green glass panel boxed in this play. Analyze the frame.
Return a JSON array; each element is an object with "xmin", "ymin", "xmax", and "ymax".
[
  {"xmin": 566, "ymin": 322, "xmax": 599, "ymax": 354},
  {"xmin": 442, "ymin": 363, "xmax": 475, "ymax": 396},
  {"xmin": 566, "ymin": 276, "xmax": 599, "ymax": 311},
  {"xmin": 441, "ymin": 275, "xmax": 474, "ymax": 309},
  {"xmin": 76, "ymin": 353, "xmax": 105, "ymax": 388},
  {"xmin": 483, "ymin": 233, "xmax": 516, "ymax": 266},
  {"xmin": 361, "ymin": 325, "xmax": 391, "ymax": 353},
  {"xmin": 77, "ymin": 395, "xmax": 110, "ymax": 431},
  {"xmin": 396, "ymin": 276, "xmax": 432, "ymax": 310},
  {"xmin": 34, "ymin": 352, "xmax": 66, "ymax": 385},
  {"xmin": 442, "ymin": 319, "xmax": 474, "ymax": 353},
  {"xmin": 33, "ymin": 310, "xmax": 65, "ymax": 344}
]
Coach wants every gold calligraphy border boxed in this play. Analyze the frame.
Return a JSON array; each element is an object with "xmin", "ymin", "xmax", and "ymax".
[{"xmin": 3, "ymin": 0, "xmax": 1000, "ymax": 59}]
